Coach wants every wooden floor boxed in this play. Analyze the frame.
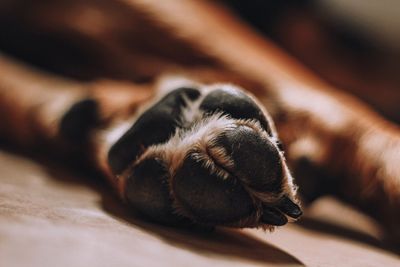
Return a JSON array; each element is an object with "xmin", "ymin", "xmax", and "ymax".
[{"xmin": 0, "ymin": 148, "xmax": 399, "ymax": 267}]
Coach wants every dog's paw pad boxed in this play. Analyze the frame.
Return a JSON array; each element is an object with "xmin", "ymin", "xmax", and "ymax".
[
  {"xmin": 60, "ymin": 98, "xmax": 99, "ymax": 142},
  {"xmin": 110, "ymin": 83, "xmax": 301, "ymax": 228},
  {"xmin": 173, "ymin": 154, "xmax": 254, "ymax": 225},
  {"xmin": 124, "ymin": 157, "xmax": 175, "ymax": 221},
  {"xmin": 108, "ymin": 87, "xmax": 201, "ymax": 174},
  {"xmin": 200, "ymin": 86, "xmax": 273, "ymax": 135},
  {"xmin": 215, "ymin": 124, "xmax": 282, "ymax": 192}
]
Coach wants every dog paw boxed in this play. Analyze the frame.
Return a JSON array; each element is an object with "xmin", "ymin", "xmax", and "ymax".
[{"xmin": 108, "ymin": 83, "xmax": 301, "ymax": 228}]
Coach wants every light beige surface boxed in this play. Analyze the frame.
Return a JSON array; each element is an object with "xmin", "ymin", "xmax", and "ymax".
[{"xmin": 0, "ymin": 148, "xmax": 399, "ymax": 267}]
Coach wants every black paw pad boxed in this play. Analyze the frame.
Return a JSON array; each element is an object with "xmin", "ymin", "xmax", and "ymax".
[
  {"xmin": 59, "ymin": 99, "xmax": 98, "ymax": 142},
  {"xmin": 173, "ymin": 154, "xmax": 254, "ymax": 224},
  {"xmin": 108, "ymin": 87, "xmax": 201, "ymax": 174},
  {"xmin": 200, "ymin": 87, "xmax": 272, "ymax": 135},
  {"xmin": 125, "ymin": 157, "xmax": 178, "ymax": 224},
  {"xmin": 216, "ymin": 125, "xmax": 283, "ymax": 193}
]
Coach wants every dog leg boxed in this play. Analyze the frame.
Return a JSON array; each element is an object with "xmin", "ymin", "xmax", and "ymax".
[
  {"xmin": 0, "ymin": 55, "xmax": 302, "ymax": 229},
  {"xmin": 1, "ymin": 0, "xmax": 400, "ymax": 238}
]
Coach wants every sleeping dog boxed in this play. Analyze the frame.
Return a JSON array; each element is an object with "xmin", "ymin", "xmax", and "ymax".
[
  {"xmin": 0, "ymin": 0, "xmax": 399, "ymax": 239},
  {"xmin": 0, "ymin": 57, "xmax": 301, "ymax": 229}
]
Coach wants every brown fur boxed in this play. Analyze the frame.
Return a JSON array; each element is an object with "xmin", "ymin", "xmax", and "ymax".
[{"xmin": 0, "ymin": 0, "xmax": 399, "ymax": 237}]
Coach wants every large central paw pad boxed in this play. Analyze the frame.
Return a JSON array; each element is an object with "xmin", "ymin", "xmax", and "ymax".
[{"xmin": 108, "ymin": 82, "xmax": 301, "ymax": 228}]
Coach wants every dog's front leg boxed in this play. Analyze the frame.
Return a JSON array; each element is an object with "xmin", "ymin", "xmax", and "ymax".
[
  {"xmin": 0, "ymin": 54, "xmax": 302, "ymax": 229},
  {"xmin": 2, "ymin": 0, "xmax": 400, "ymax": 239}
]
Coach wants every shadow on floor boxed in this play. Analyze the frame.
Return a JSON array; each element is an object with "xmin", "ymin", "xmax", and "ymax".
[
  {"xmin": 2, "ymin": 144, "xmax": 399, "ymax": 263},
  {"xmin": 297, "ymin": 216, "xmax": 400, "ymax": 254}
]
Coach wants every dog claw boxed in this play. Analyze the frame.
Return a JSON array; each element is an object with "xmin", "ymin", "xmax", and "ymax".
[
  {"xmin": 277, "ymin": 196, "xmax": 302, "ymax": 219},
  {"xmin": 261, "ymin": 206, "xmax": 288, "ymax": 226}
]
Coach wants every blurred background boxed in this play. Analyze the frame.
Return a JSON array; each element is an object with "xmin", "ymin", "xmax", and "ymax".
[
  {"xmin": 228, "ymin": 0, "xmax": 400, "ymax": 122},
  {"xmin": 0, "ymin": 0, "xmax": 399, "ymax": 121}
]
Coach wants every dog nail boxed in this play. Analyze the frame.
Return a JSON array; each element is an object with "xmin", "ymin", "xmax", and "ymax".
[
  {"xmin": 277, "ymin": 196, "xmax": 302, "ymax": 219},
  {"xmin": 261, "ymin": 206, "xmax": 288, "ymax": 226}
]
